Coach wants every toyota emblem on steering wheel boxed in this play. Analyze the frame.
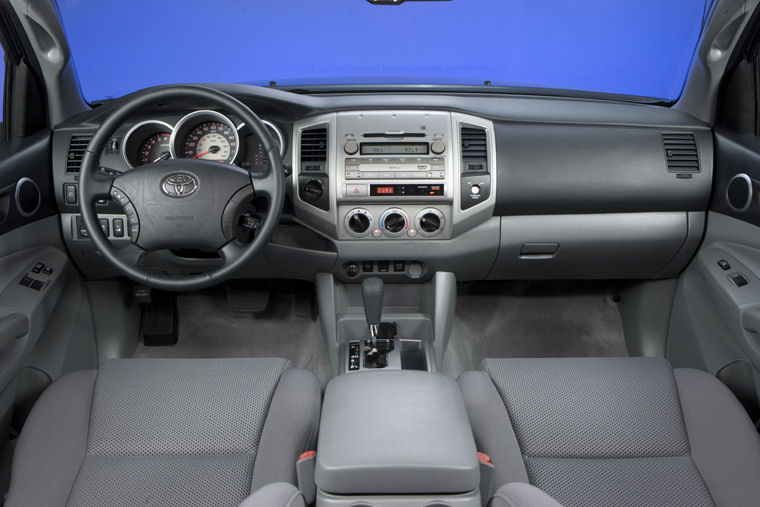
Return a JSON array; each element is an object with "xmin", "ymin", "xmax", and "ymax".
[{"xmin": 161, "ymin": 173, "xmax": 199, "ymax": 198}]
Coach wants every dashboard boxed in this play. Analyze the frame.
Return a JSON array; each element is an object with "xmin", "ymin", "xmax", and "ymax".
[{"xmin": 50, "ymin": 84, "xmax": 714, "ymax": 283}]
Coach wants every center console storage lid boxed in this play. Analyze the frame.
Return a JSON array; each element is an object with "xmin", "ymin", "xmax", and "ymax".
[{"xmin": 315, "ymin": 371, "xmax": 479, "ymax": 495}]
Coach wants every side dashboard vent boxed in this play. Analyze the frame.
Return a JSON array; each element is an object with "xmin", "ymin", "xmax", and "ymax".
[
  {"xmin": 66, "ymin": 135, "xmax": 92, "ymax": 173},
  {"xmin": 300, "ymin": 127, "xmax": 328, "ymax": 171},
  {"xmin": 662, "ymin": 133, "xmax": 699, "ymax": 173},
  {"xmin": 461, "ymin": 126, "xmax": 488, "ymax": 173}
]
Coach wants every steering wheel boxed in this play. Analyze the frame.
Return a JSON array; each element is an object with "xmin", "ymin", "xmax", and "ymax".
[{"xmin": 79, "ymin": 85, "xmax": 284, "ymax": 291}]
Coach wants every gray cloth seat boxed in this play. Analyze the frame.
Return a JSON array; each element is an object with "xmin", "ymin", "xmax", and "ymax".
[
  {"xmin": 459, "ymin": 357, "xmax": 760, "ymax": 507},
  {"xmin": 5, "ymin": 358, "xmax": 321, "ymax": 507}
]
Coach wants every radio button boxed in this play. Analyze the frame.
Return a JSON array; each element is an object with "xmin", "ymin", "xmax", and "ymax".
[
  {"xmin": 431, "ymin": 141, "xmax": 446, "ymax": 155},
  {"xmin": 344, "ymin": 141, "xmax": 359, "ymax": 155},
  {"xmin": 346, "ymin": 171, "xmax": 361, "ymax": 179}
]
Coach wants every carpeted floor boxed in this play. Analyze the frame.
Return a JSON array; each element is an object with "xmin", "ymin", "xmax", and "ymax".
[
  {"xmin": 133, "ymin": 287, "xmax": 331, "ymax": 387},
  {"xmin": 441, "ymin": 281, "xmax": 628, "ymax": 379},
  {"xmin": 134, "ymin": 281, "xmax": 627, "ymax": 385}
]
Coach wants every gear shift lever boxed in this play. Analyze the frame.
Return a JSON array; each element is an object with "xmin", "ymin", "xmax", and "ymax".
[{"xmin": 361, "ymin": 277, "xmax": 384, "ymax": 348}]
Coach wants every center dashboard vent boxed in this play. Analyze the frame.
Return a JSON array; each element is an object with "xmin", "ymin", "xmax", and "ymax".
[
  {"xmin": 300, "ymin": 126, "xmax": 328, "ymax": 172},
  {"xmin": 662, "ymin": 132, "xmax": 699, "ymax": 173},
  {"xmin": 461, "ymin": 126, "xmax": 488, "ymax": 173},
  {"xmin": 66, "ymin": 135, "xmax": 92, "ymax": 173}
]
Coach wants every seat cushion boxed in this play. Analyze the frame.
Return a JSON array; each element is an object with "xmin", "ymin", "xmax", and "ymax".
[
  {"xmin": 5, "ymin": 358, "xmax": 321, "ymax": 507},
  {"xmin": 461, "ymin": 357, "xmax": 760, "ymax": 507}
]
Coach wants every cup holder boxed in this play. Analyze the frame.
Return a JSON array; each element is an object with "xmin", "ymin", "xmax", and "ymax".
[{"xmin": 400, "ymin": 339, "xmax": 427, "ymax": 371}]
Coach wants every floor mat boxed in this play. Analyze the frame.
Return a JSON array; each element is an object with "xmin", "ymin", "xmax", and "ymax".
[
  {"xmin": 442, "ymin": 281, "xmax": 628, "ymax": 379},
  {"xmin": 133, "ymin": 287, "xmax": 331, "ymax": 387}
]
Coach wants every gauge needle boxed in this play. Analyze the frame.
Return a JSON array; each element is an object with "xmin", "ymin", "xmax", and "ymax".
[
  {"xmin": 192, "ymin": 145, "xmax": 221, "ymax": 159},
  {"xmin": 152, "ymin": 152, "xmax": 171, "ymax": 163}
]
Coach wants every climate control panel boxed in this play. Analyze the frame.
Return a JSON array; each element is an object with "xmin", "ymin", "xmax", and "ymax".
[{"xmin": 340, "ymin": 205, "xmax": 450, "ymax": 240}]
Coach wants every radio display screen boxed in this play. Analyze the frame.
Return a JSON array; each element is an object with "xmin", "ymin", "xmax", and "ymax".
[
  {"xmin": 374, "ymin": 186, "xmax": 395, "ymax": 195},
  {"xmin": 360, "ymin": 143, "xmax": 429, "ymax": 155}
]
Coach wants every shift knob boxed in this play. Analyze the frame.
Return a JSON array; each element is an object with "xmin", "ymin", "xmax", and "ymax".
[{"xmin": 361, "ymin": 277, "xmax": 384, "ymax": 327}]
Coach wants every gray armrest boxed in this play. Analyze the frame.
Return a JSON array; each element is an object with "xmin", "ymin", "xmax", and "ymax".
[
  {"xmin": 489, "ymin": 483, "xmax": 564, "ymax": 507},
  {"xmin": 316, "ymin": 371, "xmax": 479, "ymax": 495},
  {"xmin": 0, "ymin": 313, "xmax": 29, "ymax": 349}
]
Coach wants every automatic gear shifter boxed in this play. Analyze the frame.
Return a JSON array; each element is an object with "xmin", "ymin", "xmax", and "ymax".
[
  {"xmin": 362, "ymin": 277, "xmax": 384, "ymax": 347},
  {"xmin": 361, "ymin": 278, "xmax": 394, "ymax": 368}
]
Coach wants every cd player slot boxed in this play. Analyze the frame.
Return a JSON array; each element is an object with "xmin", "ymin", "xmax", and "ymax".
[{"xmin": 362, "ymin": 132, "xmax": 427, "ymax": 139}]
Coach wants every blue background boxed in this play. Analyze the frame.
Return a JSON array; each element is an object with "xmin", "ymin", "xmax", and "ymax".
[{"xmin": 56, "ymin": 0, "xmax": 712, "ymax": 102}]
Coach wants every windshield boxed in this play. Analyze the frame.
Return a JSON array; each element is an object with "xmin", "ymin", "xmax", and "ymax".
[{"xmin": 56, "ymin": 0, "xmax": 712, "ymax": 103}]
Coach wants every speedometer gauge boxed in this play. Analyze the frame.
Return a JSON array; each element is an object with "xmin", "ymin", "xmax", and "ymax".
[
  {"xmin": 170, "ymin": 110, "xmax": 240, "ymax": 165},
  {"xmin": 181, "ymin": 121, "xmax": 237, "ymax": 163}
]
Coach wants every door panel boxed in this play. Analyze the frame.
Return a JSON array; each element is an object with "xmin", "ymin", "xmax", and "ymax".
[{"xmin": 668, "ymin": 127, "xmax": 760, "ymax": 420}]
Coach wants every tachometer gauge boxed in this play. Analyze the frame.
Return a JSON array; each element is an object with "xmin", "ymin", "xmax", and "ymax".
[
  {"xmin": 137, "ymin": 132, "xmax": 172, "ymax": 166},
  {"xmin": 170, "ymin": 110, "xmax": 240, "ymax": 165},
  {"xmin": 122, "ymin": 120, "xmax": 174, "ymax": 168}
]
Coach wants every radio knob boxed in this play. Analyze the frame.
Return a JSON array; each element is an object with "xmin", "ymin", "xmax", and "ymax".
[
  {"xmin": 348, "ymin": 213, "xmax": 371, "ymax": 234},
  {"xmin": 344, "ymin": 140, "xmax": 359, "ymax": 155},
  {"xmin": 430, "ymin": 141, "xmax": 446, "ymax": 155},
  {"xmin": 302, "ymin": 179, "xmax": 324, "ymax": 200}
]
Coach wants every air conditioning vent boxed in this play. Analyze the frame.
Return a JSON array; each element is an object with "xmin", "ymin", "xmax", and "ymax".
[
  {"xmin": 662, "ymin": 133, "xmax": 699, "ymax": 173},
  {"xmin": 300, "ymin": 127, "xmax": 328, "ymax": 166},
  {"xmin": 461, "ymin": 126, "xmax": 488, "ymax": 173},
  {"xmin": 66, "ymin": 135, "xmax": 92, "ymax": 173}
]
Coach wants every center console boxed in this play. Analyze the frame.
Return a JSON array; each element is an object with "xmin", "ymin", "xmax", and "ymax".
[{"xmin": 315, "ymin": 371, "xmax": 481, "ymax": 506}]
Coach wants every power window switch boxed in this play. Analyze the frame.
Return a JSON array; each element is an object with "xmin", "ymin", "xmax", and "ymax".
[
  {"xmin": 718, "ymin": 259, "xmax": 731, "ymax": 271},
  {"xmin": 30, "ymin": 280, "xmax": 44, "ymax": 291},
  {"xmin": 19, "ymin": 276, "xmax": 32, "ymax": 287},
  {"xmin": 730, "ymin": 273, "xmax": 749, "ymax": 287}
]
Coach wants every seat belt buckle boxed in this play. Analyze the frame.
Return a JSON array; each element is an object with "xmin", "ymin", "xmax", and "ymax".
[
  {"xmin": 297, "ymin": 450, "xmax": 317, "ymax": 504},
  {"xmin": 478, "ymin": 452, "xmax": 495, "ymax": 506}
]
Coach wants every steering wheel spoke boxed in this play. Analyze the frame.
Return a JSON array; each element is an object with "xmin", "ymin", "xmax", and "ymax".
[
  {"xmin": 218, "ymin": 240, "xmax": 248, "ymax": 263},
  {"xmin": 114, "ymin": 241, "xmax": 147, "ymax": 266}
]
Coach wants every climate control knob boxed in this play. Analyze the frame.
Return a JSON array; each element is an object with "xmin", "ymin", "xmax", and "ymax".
[
  {"xmin": 344, "ymin": 208, "xmax": 374, "ymax": 238},
  {"xmin": 415, "ymin": 208, "xmax": 445, "ymax": 237},
  {"xmin": 380, "ymin": 208, "xmax": 409, "ymax": 237}
]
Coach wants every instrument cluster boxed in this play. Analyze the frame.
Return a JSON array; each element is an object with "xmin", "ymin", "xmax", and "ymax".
[{"xmin": 121, "ymin": 110, "xmax": 285, "ymax": 172}]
